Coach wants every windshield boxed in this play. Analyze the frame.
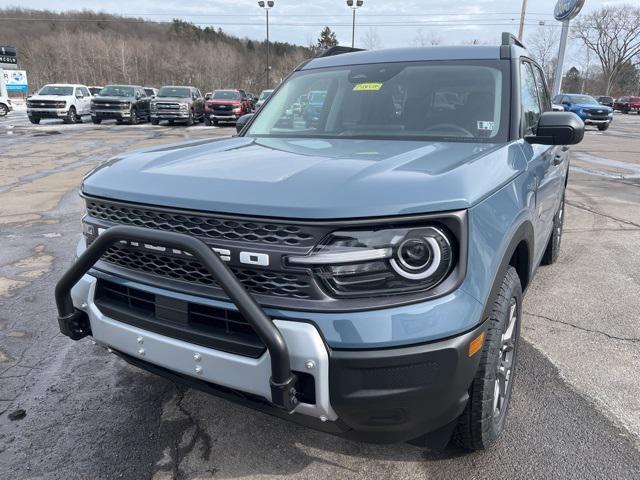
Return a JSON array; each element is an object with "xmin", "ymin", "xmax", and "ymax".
[
  {"xmin": 247, "ymin": 60, "xmax": 509, "ymax": 142},
  {"xmin": 259, "ymin": 90, "xmax": 273, "ymax": 100},
  {"xmin": 597, "ymin": 96, "xmax": 613, "ymax": 102},
  {"xmin": 144, "ymin": 88, "xmax": 156, "ymax": 96},
  {"xmin": 99, "ymin": 85, "xmax": 135, "ymax": 97},
  {"xmin": 570, "ymin": 95, "xmax": 599, "ymax": 105},
  {"xmin": 631, "ymin": 97, "xmax": 640, "ymax": 102},
  {"xmin": 38, "ymin": 85, "xmax": 73, "ymax": 96},
  {"xmin": 158, "ymin": 87, "xmax": 190, "ymax": 98},
  {"xmin": 213, "ymin": 90, "xmax": 240, "ymax": 100}
]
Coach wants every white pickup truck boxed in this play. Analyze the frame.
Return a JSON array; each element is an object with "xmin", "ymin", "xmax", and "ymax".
[
  {"xmin": 26, "ymin": 84, "xmax": 92, "ymax": 124},
  {"xmin": 0, "ymin": 95, "xmax": 12, "ymax": 116}
]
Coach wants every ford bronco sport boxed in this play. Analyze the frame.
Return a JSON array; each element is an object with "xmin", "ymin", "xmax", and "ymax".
[{"xmin": 56, "ymin": 34, "xmax": 583, "ymax": 451}]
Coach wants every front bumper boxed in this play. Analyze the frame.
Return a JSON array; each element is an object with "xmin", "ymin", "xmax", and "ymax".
[
  {"xmin": 27, "ymin": 108, "xmax": 68, "ymax": 118},
  {"xmin": 92, "ymin": 110, "xmax": 131, "ymax": 119},
  {"xmin": 208, "ymin": 113, "xmax": 240, "ymax": 122},
  {"xmin": 151, "ymin": 112, "xmax": 190, "ymax": 120},
  {"xmin": 68, "ymin": 274, "xmax": 484, "ymax": 443}
]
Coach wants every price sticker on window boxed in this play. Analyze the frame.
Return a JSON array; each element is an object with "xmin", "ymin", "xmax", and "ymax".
[{"xmin": 353, "ymin": 83, "xmax": 384, "ymax": 92}]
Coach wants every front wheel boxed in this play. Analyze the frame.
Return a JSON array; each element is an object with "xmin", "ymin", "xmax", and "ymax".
[
  {"xmin": 64, "ymin": 107, "xmax": 77, "ymax": 124},
  {"xmin": 186, "ymin": 111, "xmax": 194, "ymax": 126},
  {"xmin": 204, "ymin": 117, "xmax": 212, "ymax": 126},
  {"xmin": 128, "ymin": 109, "xmax": 138, "ymax": 125},
  {"xmin": 92, "ymin": 118, "xmax": 102, "ymax": 124},
  {"xmin": 597, "ymin": 123, "xmax": 610, "ymax": 131},
  {"xmin": 0, "ymin": 104, "xmax": 8, "ymax": 117},
  {"xmin": 541, "ymin": 192, "xmax": 565, "ymax": 265},
  {"xmin": 151, "ymin": 118, "xmax": 159, "ymax": 125},
  {"xmin": 452, "ymin": 266, "xmax": 522, "ymax": 451},
  {"xmin": 29, "ymin": 117, "xmax": 40, "ymax": 124}
]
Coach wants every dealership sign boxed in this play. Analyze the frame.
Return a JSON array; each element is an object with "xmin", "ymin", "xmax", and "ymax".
[
  {"xmin": 554, "ymin": 0, "xmax": 585, "ymax": 22},
  {"xmin": 0, "ymin": 45, "xmax": 18, "ymax": 70},
  {"xmin": 2, "ymin": 70, "xmax": 28, "ymax": 92}
]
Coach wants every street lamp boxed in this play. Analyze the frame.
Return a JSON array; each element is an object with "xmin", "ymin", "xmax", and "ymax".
[
  {"xmin": 258, "ymin": 1, "xmax": 275, "ymax": 89},
  {"xmin": 346, "ymin": 0, "xmax": 364, "ymax": 48}
]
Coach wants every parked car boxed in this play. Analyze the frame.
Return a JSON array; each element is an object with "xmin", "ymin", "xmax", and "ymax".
[
  {"xmin": 144, "ymin": 87, "xmax": 159, "ymax": 98},
  {"xmin": 0, "ymin": 94, "xmax": 12, "ymax": 116},
  {"xmin": 613, "ymin": 96, "xmax": 640, "ymax": 114},
  {"xmin": 596, "ymin": 95, "xmax": 614, "ymax": 108},
  {"xmin": 552, "ymin": 93, "xmax": 613, "ymax": 131},
  {"xmin": 255, "ymin": 89, "xmax": 273, "ymax": 109},
  {"xmin": 88, "ymin": 86, "xmax": 103, "ymax": 96},
  {"xmin": 302, "ymin": 90, "xmax": 328, "ymax": 127},
  {"xmin": 90, "ymin": 85, "xmax": 151, "ymax": 125},
  {"xmin": 204, "ymin": 89, "xmax": 252, "ymax": 126},
  {"xmin": 27, "ymin": 84, "xmax": 92, "ymax": 124},
  {"xmin": 150, "ymin": 86, "xmax": 205, "ymax": 126},
  {"xmin": 56, "ymin": 34, "xmax": 584, "ymax": 452}
]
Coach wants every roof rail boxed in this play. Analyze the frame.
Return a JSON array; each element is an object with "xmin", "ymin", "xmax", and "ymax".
[
  {"xmin": 501, "ymin": 32, "xmax": 526, "ymax": 49},
  {"xmin": 317, "ymin": 46, "xmax": 365, "ymax": 58}
]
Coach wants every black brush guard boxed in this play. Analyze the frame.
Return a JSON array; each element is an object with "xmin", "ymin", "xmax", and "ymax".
[{"xmin": 54, "ymin": 225, "xmax": 299, "ymax": 412}]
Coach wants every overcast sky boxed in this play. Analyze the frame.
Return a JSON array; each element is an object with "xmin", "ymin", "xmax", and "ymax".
[{"xmin": 0, "ymin": 0, "xmax": 632, "ymax": 63}]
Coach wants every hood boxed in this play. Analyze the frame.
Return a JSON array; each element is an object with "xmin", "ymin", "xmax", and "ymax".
[
  {"xmin": 572, "ymin": 103, "xmax": 612, "ymax": 112},
  {"xmin": 155, "ymin": 96, "xmax": 190, "ymax": 101},
  {"xmin": 29, "ymin": 94, "xmax": 72, "ymax": 101},
  {"xmin": 207, "ymin": 99, "xmax": 241, "ymax": 105},
  {"xmin": 93, "ymin": 95, "xmax": 135, "ymax": 102},
  {"xmin": 82, "ymin": 136, "xmax": 526, "ymax": 219}
]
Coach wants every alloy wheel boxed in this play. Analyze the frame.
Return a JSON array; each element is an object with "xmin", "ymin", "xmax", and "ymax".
[{"xmin": 494, "ymin": 298, "xmax": 518, "ymax": 419}]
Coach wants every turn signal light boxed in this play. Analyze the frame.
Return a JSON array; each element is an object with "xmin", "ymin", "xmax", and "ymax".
[{"xmin": 468, "ymin": 332, "xmax": 485, "ymax": 357}]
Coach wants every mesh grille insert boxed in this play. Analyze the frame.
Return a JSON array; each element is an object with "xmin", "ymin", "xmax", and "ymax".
[{"xmin": 86, "ymin": 200, "xmax": 316, "ymax": 247}]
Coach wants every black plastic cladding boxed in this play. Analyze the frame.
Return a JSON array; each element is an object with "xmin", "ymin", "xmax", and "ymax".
[{"xmin": 83, "ymin": 195, "xmax": 468, "ymax": 313}]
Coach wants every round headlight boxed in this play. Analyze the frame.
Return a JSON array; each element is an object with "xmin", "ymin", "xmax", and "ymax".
[{"xmin": 390, "ymin": 227, "xmax": 450, "ymax": 280}]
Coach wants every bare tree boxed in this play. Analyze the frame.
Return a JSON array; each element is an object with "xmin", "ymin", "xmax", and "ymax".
[
  {"xmin": 526, "ymin": 26, "xmax": 560, "ymax": 86},
  {"xmin": 573, "ymin": 5, "xmax": 640, "ymax": 95},
  {"xmin": 413, "ymin": 29, "xmax": 441, "ymax": 47},
  {"xmin": 361, "ymin": 27, "xmax": 382, "ymax": 50}
]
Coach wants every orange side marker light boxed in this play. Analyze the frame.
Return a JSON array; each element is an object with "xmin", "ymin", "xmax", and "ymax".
[{"xmin": 468, "ymin": 332, "xmax": 485, "ymax": 357}]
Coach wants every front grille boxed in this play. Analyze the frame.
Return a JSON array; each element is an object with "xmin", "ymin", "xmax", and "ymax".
[
  {"xmin": 156, "ymin": 102, "xmax": 181, "ymax": 111},
  {"xmin": 92, "ymin": 101, "xmax": 128, "ymax": 110},
  {"xmin": 95, "ymin": 279, "xmax": 266, "ymax": 357},
  {"xmin": 99, "ymin": 243, "xmax": 313, "ymax": 299},
  {"xmin": 86, "ymin": 200, "xmax": 316, "ymax": 247},
  {"xmin": 28, "ymin": 100, "xmax": 63, "ymax": 108}
]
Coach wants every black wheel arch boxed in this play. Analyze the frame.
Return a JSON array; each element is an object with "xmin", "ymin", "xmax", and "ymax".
[{"xmin": 480, "ymin": 220, "xmax": 534, "ymax": 322}]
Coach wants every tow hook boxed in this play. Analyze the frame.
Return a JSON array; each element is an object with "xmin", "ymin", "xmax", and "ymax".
[{"xmin": 270, "ymin": 374, "xmax": 300, "ymax": 413}]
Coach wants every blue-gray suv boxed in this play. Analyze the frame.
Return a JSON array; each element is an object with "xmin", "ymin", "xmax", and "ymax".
[{"xmin": 56, "ymin": 33, "xmax": 584, "ymax": 451}]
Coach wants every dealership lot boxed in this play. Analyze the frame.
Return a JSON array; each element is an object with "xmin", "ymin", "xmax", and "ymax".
[{"xmin": 0, "ymin": 111, "xmax": 639, "ymax": 478}]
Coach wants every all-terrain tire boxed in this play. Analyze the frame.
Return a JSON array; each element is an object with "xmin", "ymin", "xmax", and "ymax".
[
  {"xmin": 151, "ymin": 119, "xmax": 159, "ymax": 125},
  {"xmin": 0, "ymin": 104, "xmax": 8, "ymax": 117},
  {"xmin": 541, "ymin": 191, "xmax": 565, "ymax": 265},
  {"xmin": 452, "ymin": 266, "xmax": 522, "ymax": 451},
  {"xmin": 29, "ymin": 117, "xmax": 40, "ymax": 124},
  {"xmin": 597, "ymin": 124, "xmax": 609, "ymax": 131}
]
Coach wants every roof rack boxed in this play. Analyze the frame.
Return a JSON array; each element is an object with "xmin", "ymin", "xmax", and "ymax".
[
  {"xmin": 317, "ymin": 46, "xmax": 365, "ymax": 58},
  {"xmin": 501, "ymin": 32, "xmax": 526, "ymax": 49}
]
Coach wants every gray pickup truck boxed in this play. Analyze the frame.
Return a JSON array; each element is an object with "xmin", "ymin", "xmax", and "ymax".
[
  {"xmin": 150, "ymin": 86, "xmax": 205, "ymax": 126},
  {"xmin": 56, "ymin": 34, "xmax": 583, "ymax": 452}
]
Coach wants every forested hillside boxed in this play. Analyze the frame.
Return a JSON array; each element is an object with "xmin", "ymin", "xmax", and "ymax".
[{"xmin": 0, "ymin": 8, "xmax": 312, "ymax": 93}]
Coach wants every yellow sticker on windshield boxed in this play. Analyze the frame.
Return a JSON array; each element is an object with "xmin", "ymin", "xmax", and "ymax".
[{"xmin": 353, "ymin": 83, "xmax": 383, "ymax": 92}]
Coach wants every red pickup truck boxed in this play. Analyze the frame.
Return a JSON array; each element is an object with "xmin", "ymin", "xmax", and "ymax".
[
  {"xmin": 204, "ymin": 89, "xmax": 252, "ymax": 126},
  {"xmin": 613, "ymin": 96, "xmax": 640, "ymax": 114}
]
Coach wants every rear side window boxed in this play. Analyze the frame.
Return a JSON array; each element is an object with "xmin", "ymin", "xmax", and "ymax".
[{"xmin": 520, "ymin": 62, "xmax": 541, "ymax": 136}]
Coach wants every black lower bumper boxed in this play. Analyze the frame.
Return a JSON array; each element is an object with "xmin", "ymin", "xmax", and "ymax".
[
  {"xmin": 114, "ymin": 317, "xmax": 486, "ymax": 445},
  {"xmin": 92, "ymin": 111, "xmax": 128, "ymax": 120}
]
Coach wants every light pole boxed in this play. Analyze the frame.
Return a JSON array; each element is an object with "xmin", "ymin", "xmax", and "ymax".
[
  {"xmin": 518, "ymin": 0, "xmax": 528, "ymax": 41},
  {"xmin": 258, "ymin": 1, "xmax": 274, "ymax": 89},
  {"xmin": 347, "ymin": 0, "xmax": 364, "ymax": 48}
]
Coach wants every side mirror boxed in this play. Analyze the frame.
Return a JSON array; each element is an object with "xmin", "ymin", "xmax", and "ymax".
[
  {"xmin": 76, "ymin": 93, "xmax": 84, "ymax": 99},
  {"xmin": 526, "ymin": 112, "xmax": 584, "ymax": 146},
  {"xmin": 135, "ymin": 92, "xmax": 141, "ymax": 99},
  {"xmin": 236, "ymin": 113, "xmax": 254, "ymax": 133}
]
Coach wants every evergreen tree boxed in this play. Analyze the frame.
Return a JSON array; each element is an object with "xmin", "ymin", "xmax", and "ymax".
[{"xmin": 317, "ymin": 27, "xmax": 338, "ymax": 50}]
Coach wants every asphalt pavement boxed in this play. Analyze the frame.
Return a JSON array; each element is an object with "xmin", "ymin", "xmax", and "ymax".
[{"xmin": 0, "ymin": 110, "xmax": 639, "ymax": 479}]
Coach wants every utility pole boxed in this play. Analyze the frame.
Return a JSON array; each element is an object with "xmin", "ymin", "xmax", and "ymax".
[
  {"xmin": 347, "ymin": 0, "xmax": 364, "ymax": 49},
  {"xmin": 518, "ymin": 0, "xmax": 528, "ymax": 41},
  {"xmin": 258, "ymin": 1, "xmax": 274, "ymax": 89}
]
